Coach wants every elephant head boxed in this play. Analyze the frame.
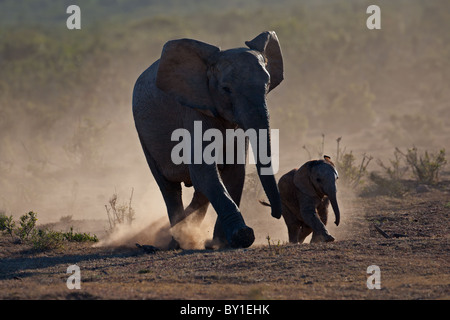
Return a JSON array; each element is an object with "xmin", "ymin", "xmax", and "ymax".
[
  {"xmin": 155, "ymin": 31, "xmax": 284, "ymax": 219},
  {"xmin": 293, "ymin": 156, "xmax": 341, "ymax": 226}
]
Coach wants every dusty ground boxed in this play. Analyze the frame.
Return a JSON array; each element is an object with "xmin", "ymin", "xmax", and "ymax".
[{"xmin": 0, "ymin": 181, "xmax": 449, "ymax": 300}]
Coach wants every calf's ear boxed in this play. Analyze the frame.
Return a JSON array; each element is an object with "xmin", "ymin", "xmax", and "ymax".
[{"xmin": 293, "ymin": 163, "xmax": 317, "ymax": 198}]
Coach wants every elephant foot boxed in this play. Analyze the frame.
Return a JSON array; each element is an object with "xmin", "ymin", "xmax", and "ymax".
[
  {"xmin": 230, "ymin": 226, "xmax": 255, "ymax": 248},
  {"xmin": 167, "ymin": 237, "xmax": 180, "ymax": 250},
  {"xmin": 311, "ymin": 232, "xmax": 335, "ymax": 243}
]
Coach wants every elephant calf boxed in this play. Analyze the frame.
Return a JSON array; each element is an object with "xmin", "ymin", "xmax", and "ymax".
[{"xmin": 261, "ymin": 156, "xmax": 341, "ymax": 243}]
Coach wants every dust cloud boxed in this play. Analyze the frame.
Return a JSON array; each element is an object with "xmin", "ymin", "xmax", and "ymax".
[{"xmin": 96, "ymin": 217, "xmax": 172, "ymax": 249}]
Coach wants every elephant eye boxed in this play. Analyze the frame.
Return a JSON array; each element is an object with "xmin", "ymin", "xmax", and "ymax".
[
  {"xmin": 316, "ymin": 178, "xmax": 322, "ymax": 183},
  {"xmin": 222, "ymin": 86, "xmax": 232, "ymax": 94}
]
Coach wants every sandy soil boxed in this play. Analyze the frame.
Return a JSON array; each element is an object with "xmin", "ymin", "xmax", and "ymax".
[{"xmin": 0, "ymin": 182, "xmax": 449, "ymax": 301}]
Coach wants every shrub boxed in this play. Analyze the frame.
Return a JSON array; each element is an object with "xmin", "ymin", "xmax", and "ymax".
[
  {"xmin": 63, "ymin": 227, "xmax": 98, "ymax": 242},
  {"xmin": 376, "ymin": 148, "xmax": 408, "ymax": 182},
  {"xmin": 335, "ymin": 137, "xmax": 373, "ymax": 189},
  {"xmin": 17, "ymin": 211, "xmax": 37, "ymax": 242},
  {"xmin": 0, "ymin": 212, "xmax": 15, "ymax": 239},
  {"xmin": 367, "ymin": 172, "xmax": 407, "ymax": 197},
  {"xmin": 31, "ymin": 229, "xmax": 65, "ymax": 251},
  {"xmin": 0, "ymin": 211, "xmax": 98, "ymax": 251},
  {"xmin": 366, "ymin": 147, "xmax": 447, "ymax": 197},
  {"xmin": 399, "ymin": 147, "xmax": 447, "ymax": 185},
  {"xmin": 366, "ymin": 148, "xmax": 408, "ymax": 197},
  {"xmin": 0, "ymin": 211, "xmax": 9, "ymax": 231},
  {"xmin": 30, "ymin": 227, "xmax": 98, "ymax": 251},
  {"xmin": 105, "ymin": 188, "xmax": 135, "ymax": 232}
]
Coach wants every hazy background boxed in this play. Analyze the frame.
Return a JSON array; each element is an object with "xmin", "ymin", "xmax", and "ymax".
[{"xmin": 1, "ymin": 0, "xmax": 449, "ymax": 244}]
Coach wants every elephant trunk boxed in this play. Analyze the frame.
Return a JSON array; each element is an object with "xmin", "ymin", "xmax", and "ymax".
[
  {"xmin": 256, "ymin": 161, "xmax": 282, "ymax": 219},
  {"xmin": 328, "ymin": 192, "xmax": 340, "ymax": 226},
  {"xmin": 236, "ymin": 98, "xmax": 282, "ymax": 219}
]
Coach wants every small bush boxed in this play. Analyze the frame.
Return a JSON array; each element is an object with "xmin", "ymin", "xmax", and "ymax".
[
  {"xmin": 17, "ymin": 211, "xmax": 37, "ymax": 242},
  {"xmin": 400, "ymin": 147, "xmax": 447, "ymax": 185},
  {"xmin": 63, "ymin": 227, "xmax": 98, "ymax": 242},
  {"xmin": 31, "ymin": 229, "xmax": 65, "ymax": 251},
  {"xmin": 266, "ymin": 235, "xmax": 284, "ymax": 255},
  {"xmin": 366, "ymin": 148, "xmax": 409, "ymax": 197},
  {"xmin": 0, "ymin": 211, "xmax": 98, "ymax": 251},
  {"xmin": 366, "ymin": 146, "xmax": 447, "ymax": 197},
  {"xmin": 105, "ymin": 188, "xmax": 135, "ymax": 233},
  {"xmin": 335, "ymin": 137, "xmax": 373, "ymax": 189},
  {"xmin": 376, "ymin": 148, "xmax": 408, "ymax": 182},
  {"xmin": 367, "ymin": 172, "xmax": 407, "ymax": 197},
  {"xmin": 0, "ymin": 212, "xmax": 15, "ymax": 239},
  {"xmin": 0, "ymin": 212, "xmax": 9, "ymax": 231}
]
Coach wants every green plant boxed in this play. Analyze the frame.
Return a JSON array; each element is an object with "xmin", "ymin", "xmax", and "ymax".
[
  {"xmin": 398, "ymin": 147, "xmax": 447, "ymax": 185},
  {"xmin": 1, "ymin": 211, "xmax": 98, "ymax": 250},
  {"xmin": 30, "ymin": 227, "xmax": 98, "ymax": 251},
  {"xmin": 377, "ymin": 148, "xmax": 409, "ymax": 181},
  {"xmin": 266, "ymin": 235, "xmax": 284, "ymax": 255},
  {"xmin": 63, "ymin": 227, "xmax": 98, "ymax": 242},
  {"xmin": 366, "ymin": 148, "xmax": 409, "ymax": 197},
  {"xmin": 0, "ymin": 212, "xmax": 15, "ymax": 240},
  {"xmin": 368, "ymin": 172, "xmax": 407, "ymax": 197},
  {"xmin": 30, "ymin": 229, "xmax": 65, "ymax": 251},
  {"xmin": 17, "ymin": 211, "xmax": 37, "ymax": 242},
  {"xmin": 365, "ymin": 146, "xmax": 447, "ymax": 197},
  {"xmin": 0, "ymin": 212, "xmax": 8, "ymax": 231},
  {"xmin": 335, "ymin": 137, "xmax": 373, "ymax": 189}
]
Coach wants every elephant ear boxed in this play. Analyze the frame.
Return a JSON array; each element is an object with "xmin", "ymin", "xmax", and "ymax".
[
  {"xmin": 245, "ymin": 31, "xmax": 284, "ymax": 92},
  {"xmin": 293, "ymin": 161, "xmax": 317, "ymax": 198},
  {"xmin": 156, "ymin": 39, "xmax": 220, "ymax": 117}
]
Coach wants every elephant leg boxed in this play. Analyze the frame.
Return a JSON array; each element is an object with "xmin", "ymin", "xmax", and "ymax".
[
  {"xmin": 310, "ymin": 199, "xmax": 334, "ymax": 242},
  {"xmin": 311, "ymin": 231, "xmax": 334, "ymax": 243},
  {"xmin": 212, "ymin": 163, "xmax": 246, "ymax": 246},
  {"xmin": 297, "ymin": 224, "xmax": 313, "ymax": 243},
  {"xmin": 281, "ymin": 204, "xmax": 302, "ymax": 243},
  {"xmin": 138, "ymin": 134, "xmax": 185, "ymax": 227},
  {"xmin": 184, "ymin": 190, "xmax": 209, "ymax": 224},
  {"xmin": 189, "ymin": 163, "xmax": 254, "ymax": 248},
  {"xmin": 141, "ymin": 150, "xmax": 185, "ymax": 249},
  {"xmin": 146, "ymin": 168, "xmax": 185, "ymax": 249},
  {"xmin": 286, "ymin": 222, "xmax": 301, "ymax": 243},
  {"xmin": 299, "ymin": 200, "xmax": 334, "ymax": 243}
]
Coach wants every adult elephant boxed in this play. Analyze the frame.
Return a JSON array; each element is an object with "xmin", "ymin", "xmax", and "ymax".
[{"xmin": 132, "ymin": 31, "xmax": 284, "ymax": 248}]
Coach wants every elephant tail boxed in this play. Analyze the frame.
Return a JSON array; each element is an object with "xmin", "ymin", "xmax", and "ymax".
[{"xmin": 259, "ymin": 199, "xmax": 271, "ymax": 207}]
